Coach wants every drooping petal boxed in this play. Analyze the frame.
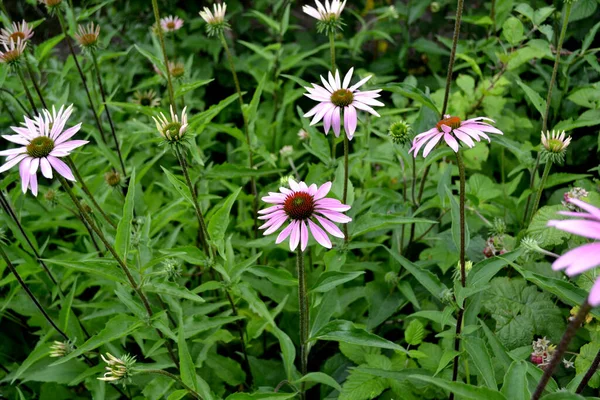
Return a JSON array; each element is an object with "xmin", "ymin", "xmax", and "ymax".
[
  {"xmin": 552, "ymin": 243, "xmax": 600, "ymax": 272},
  {"xmin": 258, "ymin": 205, "xmax": 283, "ymax": 214},
  {"xmin": 19, "ymin": 157, "xmax": 32, "ymax": 194},
  {"xmin": 548, "ymin": 220, "xmax": 600, "ymax": 241},
  {"xmin": 300, "ymin": 220, "xmax": 309, "ymax": 251},
  {"xmin": 263, "ymin": 215, "xmax": 289, "ymax": 235},
  {"xmin": 314, "ymin": 214, "xmax": 344, "ymax": 238},
  {"xmin": 29, "ymin": 157, "xmax": 39, "ymax": 174},
  {"xmin": 588, "ymin": 278, "xmax": 600, "ymax": 307},
  {"xmin": 308, "ymin": 219, "xmax": 332, "ymax": 248},
  {"xmin": 29, "ymin": 172, "xmax": 38, "ymax": 196},
  {"xmin": 289, "ymin": 220, "xmax": 300, "ymax": 251},
  {"xmin": 352, "ymin": 101, "xmax": 380, "ymax": 117},
  {"xmin": 0, "ymin": 153, "xmax": 27, "ymax": 173},
  {"xmin": 47, "ymin": 156, "xmax": 75, "ymax": 181},
  {"xmin": 1, "ymin": 134, "xmax": 29, "ymax": 145},
  {"xmin": 314, "ymin": 182, "xmax": 332, "ymax": 200},
  {"xmin": 40, "ymin": 157, "xmax": 52, "ymax": 179},
  {"xmin": 443, "ymin": 133, "xmax": 460, "ymax": 152},
  {"xmin": 275, "ymin": 221, "xmax": 296, "ymax": 243},
  {"xmin": 568, "ymin": 199, "xmax": 600, "ymax": 220},
  {"xmin": 344, "ymin": 105, "xmax": 357, "ymax": 140},
  {"xmin": 422, "ymin": 132, "xmax": 444, "ymax": 157},
  {"xmin": 332, "ymin": 107, "xmax": 341, "ymax": 137},
  {"xmin": 0, "ymin": 147, "xmax": 26, "ymax": 156}
]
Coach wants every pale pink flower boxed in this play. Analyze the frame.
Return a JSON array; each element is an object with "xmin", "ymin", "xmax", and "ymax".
[
  {"xmin": 259, "ymin": 179, "xmax": 351, "ymax": 251},
  {"xmin": 160, "ymin": 15, "xmax": 184, "ymax": 32},
  {"xmin": 0, "ymin": 38, "xmax": 26, "ymax": 64},
  {"xmin": 410, "ymin": 114, "xmax": 503, "ymax": 158},
  {"xmin": 0, "ymin": 105, "xmax": 87, "ymax": 196},
  {"xmin": 199, "ymin": 3, "xmax": 227, "ymax": 25},
  {"xmin": 303, "ymin": 68, "xmax": 383, "ymax": 140},
  {"xmin": 548, "ymin": 198, "xmax": 600, "ymax": 306},
  {"xmin": 303, "ymin": 0, "xmax": 347, "ymax": 22},
  {"xmin": 0, "ymin": 20, "xmax": 34, "ymax": 45}
]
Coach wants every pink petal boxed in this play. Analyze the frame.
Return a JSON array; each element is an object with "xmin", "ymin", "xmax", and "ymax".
[
  {"xmin": 314, "ymin": 215, "xmax": 344, "ymax": 238},
  {"xmin": 315, "ymin": 198, "xmax": 351, "ymax": 211},
  {"xmin": 263, "ymin": 215, "xmax": 289, "ymax": 235},
  {"xmin": 288, "ymin": 179, "xmax": 300, "ymax": 191},
  {"xmin": 548, "ymin": 220, "xmax": 600, "ymax": 241},
  {"xmin": 342, "ymin": 67, "xmax": 353, "ymax": 89},
  {"xmin": 452, "ymin": 129, "xmax": 475, "ymax": 148},
  {"xmin": 443, "ymin": 133, "xmax": 460, "ymax": 152},
  {"xmin": 29, "ymin": 172, "xmax": 38, "ymax": 196},
  {"xmin": 422, "ymin": 132, "xmax": 444, "ymax": 157},
  {"xmin": 300, "ymin": 220, "xmax": 309, "ymax": 251},
  {"xmin": 353, "ymin": 96, "xmax": 384, "ymax": 107},
  {"xmin": 349, "ymin": 75, "xmax": 372, "ymax": 91},
  {"xmin": 323, "ymin": 106, "xmax": 336, "ymax": 135},
  {"xmin": 344, "ymin": 105, "xmax": 357, "ymax": 140},
  {"xmin": 317, "ymin": 210, "xmax": 352, "ymax": 223},
  {"xmin": 0, "ymin": 153, "xmax": 28, "ymax": 173},
  {"xmin": 314, "ymin": 182, "xmax": 332, "ymax": 200},
  {"xmin": 568, "ymin": 199, "xmax": 600, "ymax": 220},
  {"xmin": 352, "ymin": 101, "xmax": 380, "ymax": 117},
  {"xmin": 40, "ymin": 157, "xmax": 52, "ymax": 179},
  {"xmin": 588, "ymin": 278, "xmax": 600, "ymax": 307},
  {"xmin": 0, "ymin": 147, "xmax": 26, "ymax": 156},
  {"xmin": 47, "ymin": 156, "xmax": 75, "ymax": 181},
  {"xmin": 289, "ymin": 220, "xmax": 300, "ymax": 251},
  {"xmin": 29, "ymin": 157, "xmax": 39, "ymax": 174},
  {"xmin": 19, "ymin": 157, "xmax": 32, "ymax": 194},
  {"xmin": 332, "ymin": 107, "xmax": 341, "ymax": 137},
  {"xmin": 276, "ymin": 221, "xmax": 296, "ymax": 244},
  {"xmin": 259, "ymin": 205, "xmax": 283, "ymax": 215},
  {"xmin": 2, "ymin": 135, "xmax": 29, "ymax": 145},
  {"xmin": 54, "ymin": 123, "xmax": 82, "ymax": 145},
  {"xmin": 53, "ymin": 140, "xmax": 88, "ymax": 152},
  {"xmin": 308, "ymin": 219, "xmax": 332, "ymax": 248},
  {"xmin": 552, "ymin": 243, "xmax": 600, "ymax": 273}
]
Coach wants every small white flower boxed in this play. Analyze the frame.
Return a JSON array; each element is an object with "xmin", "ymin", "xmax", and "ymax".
[
  {"xmin": 199, "ymin": 2, "xmax": 228, "ymax": 36},
  {"xmin": 303, "ymin": 0, "xmax": 347, "ymax": 22}
]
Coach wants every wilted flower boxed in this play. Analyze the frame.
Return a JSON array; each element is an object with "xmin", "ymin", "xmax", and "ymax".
[
  {"xmin": 483, "ymin": 236, "xmax": 507, "ymax": 258},
  {"xmin": 297, "ymin": 129, "xmax": 309, "ymax": 141},
  {"xmin": 132, "ymin": 89, "xmax": 161, "ymax": 107},
  {"xmin": 160, "ymin": 15, "xmax": 184, "ymax": 32},
  {"xmin": 303, "ymin": 0, "xmax": 347, "ymax": 34},
  {"xmin": 548, "ymin": 198, "xmax": 600, "ymax": 306},
  {"xmin": 152, "ymin": 106, "xmax": 188, "ymax": 142},
  {"xmin": 74, "ymin": 22, "xmax": 100, "ymax": 51},
  {"xmin": 279, "ymin": 145, "xmax": 294, "ymax": 158},
  {"xmin": 0, "ymin": 38, "xmax": 26, "ymax": 66},
  {"xmin": 199, "ymin": 3, "xmax": 228, "ymax": 36},
  {"xmin": 410, "ymin": 115, "xmax": 503, "ymax": 158},
  {"xmin": 49, "ymin": 340, "xmax": 74, "ymax": 357},
  {"xmin": 259, "ymin": 179, "xmax": 351, "ymax": 251},
  {"xmin": 98, "ymin": 353, "xmax": 136, "ymax": 384},
  {"xmin": 0, "ymin": 105, "xmax": 87, "ymax": 196},
  {"xmin": 388, "ymin": 119, "xmax": 412, "ymax": 145},
  {"xmin": 167, "ymin": 61, "xmax": 185, "ymax": 78},
  {"xmin": 0, "ymin": 20, "xmax": 34, "ymax": 45},
  {"xmin": 563, "ymin": 187, "xmax": 589, "ymax": 211},
  {"xmin": 304, "ymin": 68, "xmax": 383, "ymax": 140},
  {"xmin": 541, "ymin": 130, "xmax": 571, "ymax": 164}
]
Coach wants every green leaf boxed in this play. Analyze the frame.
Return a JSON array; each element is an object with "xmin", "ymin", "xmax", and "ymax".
[
  {"xmin": 245, "ymin": 73, "xmax": 267, "ymax": 125},
  {"xmin": 464, "ymin": 337, "xmax": 496, "ymax": 389},
  {"xmin": 11, "ymin": 341, "xmax": 52, "ymax": 383},
  {"xmin": 575, "ymin": 341, "xmax": 600, "ymax": 389},
  {"xmin": 205, "ymin": 164, "xmax": 283, "ymax": 179},
  {"xmin": 178, "ymin": 321, "xmax": 198, "ymax": 396},
  {"xmin": 161, "ymin": 166, "xmax": 194, "ymax": 206},
  {"xmin": 570, "ymin": 0, "xmax": 598, "ymax": 22},
  {"xmin": 383, "ymin": 83, "xmax": 440, "ymax": 115},
  {"xmin": 435, "ymin": 350, "xmax": 462, "ymax": 376},
  {"xmin": 146, "ymin": 281, "xmax": 204, "ymax": 303},
  {"xmin": 294, "ymin": 372, "xmax": 342, "ymax": 392},
  {"xmin": 207, "ymin": 187, "xmax": 242, "ymax": 258},
  {"xmin": 582, "ymin": 21, "xmax": 600, "ymax": 52},
  {"xmin": 311, "ymin": 271, "xmax": 364, "ymax": 293},
  {"xmin": 502, "ymin": 17, "xmax": 525, "ymax": 45},
  {"xmin": 135, "ymin": 44, "xmax": 166, "ymax": 75},
  {"xmin": 350, "ymin": 213, "xmax": 437, "ymax": 237},
  {"xmin": 386, "ymin": 247, "xmax": 448, "ymax": 300},
  {"xmin": 501, "ymin": 361, "xmax": 531, "ymax": 400},
  {"xmin": 540, "ymin": 394, "xmax": 587, "ymax": 400},
  {"xmin": 339, "ymin": 366, "xmax": 388, "ymax": 400},
  {"xmin": 543, "ymin": 173, "xmax": 593, "ymax": 189},
  {"xmin": 516, "ymin": 81, "xmax": 546, "ymax": 118},
  {"xmin": 115, "ymin": 168, "xmax": 136, "ymax": 260},
  {"xmin": 405, "ymin": 320, "xmax": 425, "ymax": 346},
  {"xmin": 528, "ymin": 205, "xmax": 570, "ymax": 247},
  {"xmin": 311, "ymin": 320, "xmax": 407, "ymax": 353},
  {"xmin": 174, "ymin": 79, "xmax": 213, "ymax": 98},
  {"xmin": 247, "ymin": 266, "xmax": 297, "ymax": 287},
  {"xmin": 44, "ymin": 258, "xmax": 125, "ymax": 282},
  {"xmin": 409, "ymin": 375, "xmax": 507, "ymax": 400}
]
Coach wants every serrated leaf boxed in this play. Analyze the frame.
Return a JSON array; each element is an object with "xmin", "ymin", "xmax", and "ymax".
[
  {"xmin": 339, "ymin": 367, "xmax": 388, "ymax": 400},
  {"xmin": 405, "ymin": 320, "xmax": 425, "ymax": 346},
  {"xmin": 528, "ymin": 205, "xmax": 570, "ymax": 247},
  {"xmin": 294, "ymin": 372, "xmax": 342, "ymax": 392},
  {"xmin": 464, "ymin": 337, "xmax": 496, "ymax": 389}
]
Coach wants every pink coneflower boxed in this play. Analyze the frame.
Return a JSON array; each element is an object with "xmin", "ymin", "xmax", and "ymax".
[
  {"xmin": 160, "ymin": 16, "xmax": 184, "ymax": 32},
  {"xmin": 303, "ymin": 0, "xmax": 347, "ymax": 22},
  {"xmin": 259, "ymin": 179, "xmax": 351, "ymax": 251},
  {"xmin": 409, "ymin": 114, "xmax": 503, "ymax": 158},
  {"xmin": 0, "ymin": 38, "xmax": 26, "ymax": 65},
  {"xmin": 0, "ymin": 20, "xmax": 34, "ymax": 45},
  {"xmin": 548, "ymin": 198, "xmax": 600, "ymax": 305},
  {"xmin": 0, "ymin": 105, "xmax": 87, "ymax": 196},
  {"xmin": 303, "ymin": 68, "xmax": 383, "ymax": 140},
  {"xmin": 74, "ymin": 22, "xmax": 100, "ymax": 50}
]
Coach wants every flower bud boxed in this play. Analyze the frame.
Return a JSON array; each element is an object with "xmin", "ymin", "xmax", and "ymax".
[
  {"xmin": 388, "ymin": 119, "xmax": 412, "ymax": 146},
  {"xmin": 105, "ymin": 171, "xmax": 121, "ymax": 187},
  {"xmin": 541, "ymin": 130, "xmax": 571, "ymax": 164}
]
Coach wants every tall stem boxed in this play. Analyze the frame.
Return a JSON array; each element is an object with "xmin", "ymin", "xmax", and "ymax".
[
  {"xmin": 532, "ymin": 302, "xmax": 592, "ymax": 399},
  {"xmin": 219, "ymin": 32, "xmax": 258, "ymax": 238},
  {"xmin": 441, "ymin": 0, "xmax": 465, "ymax": 116},
  {"xmin": 90, "ymin": 51, "xmax": 126, "ymax": 176},
  {"xmin": 15, "ymin": 67, "xmax": 37, "ymax": 113},
  {"xmin": 329, "ymin": 32, "xmax": 336, "ymax": 70},
  {"xmin": 56, "ymin": 176, "xmax": 180, "ymax": 368},
  {"xmin": 449, "ymin": 151, "xmax": 467, "ymax": 399},
  {"xmin": 342, "ymin": 136, "xmax": 350, "ymax": 242},
  {"xmin": 576, "ymin": 348, "xmax": 600, "ymax": 393},
  {"xmin": 151, "ymin": 0, "xmax": 176, "ymax": 110},
  {"xmin": 139, "ymin": 369, "xmax": 202, "ymax": 399},
  {"xmin": 56, "ymin": 11, "xmax": 107, "ymax": 143},
  {"xmin": 24, "ymin": 56, "xmax": 47, "ymax": 109},
  {"xmin": 224, "ymin": 289, "xmax": 254, "ymax": 387},
  {"xmin": 530, "ymin": 160, "xmax": 552, "ymax": 223},
  {"xmin": 297, "ymin": 248, "xmax": 308, "ymax": 400}
]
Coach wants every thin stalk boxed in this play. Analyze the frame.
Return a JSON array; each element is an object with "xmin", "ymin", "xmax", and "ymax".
[
  {"xmin": 90, "ymin": 51, "xmax": 126, "ymax": 176},
  {"xmin": 530, "ymin": 160, "xmax": 552, "ymax": 223},
  {"xmin": 342, "ymin": 136, "xmax": 349, "ymax": 243},
  {"xmin": 297, "ymin": 248, "xmax": 308, "ymax": 400},
  {"xmin": 15, "ymin": 67, "xmax": 37, "ymax": 113},
  {"xmin": 56, "ymin": 176, "xmax": 180, "ymax": 368},
  {"xmin": 67, "ymin": 156, "xmax": 117, "ymax": 229},
  {"xmin": 1, "ymin": 95, "xmax": 18, "ymax": 124},
  {"xmin": 0, "ymin": 88, "xmax": 31, "ymax": 117},
  {"xmin": 441, "ymin": 0, "xmax": 465, "ymax": 116},
  {"xmin": 174, "ymin": 146, "xmax": 209, "ymax": 255},
  {"xmin": 329, "ymin": 32, "xmax": 336, "ymax": 70},
  {"xmin": 532, "ymin": 302, "xmax": 592, "ymax": 400},
  {"xmin": 139, "ymin": 369, "xmax": 202, "ymax": 399},
  {"xmin": 151, "ymin": 0, "xmax": 176, "ymax": 109},
  {"xmin": 24, "ymin": 56, "xmax": 47, "ymax": 109},
  {"xmin": 526, "ymin": 3, "xmax": 572, "ymax": 221},
  {"xmin": 219, "ymin": 31, "xmax": 258, "ymax": 238},
  {"xmin": 449, "ymin": 151, "xmax": 467, "ymax": 399},
  {"xmin": 56, "ymin": 11, "xmax": 107, "ymax": 143},
  {"xmin": 576, "ymin": 348, "xmax": 600, "ymax": 393},
  {"xmin": 224, "ymin": 289, "xmax": 254, "ymax": 388}
]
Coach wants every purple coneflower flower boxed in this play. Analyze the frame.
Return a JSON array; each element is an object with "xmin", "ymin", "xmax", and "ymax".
[
  {"xmin": 410, "ymin": 114, "xmax": 503, "ymax": 158},
  {"xmin": 303, "ymin": 68, "xmax": 383, "ymax": 140},
  {"xmin": 303, "ymin": 0, "xmax": 347, "ymax": 22},
  {"xmin": 74, "ymin": 22, "xmax": 100, "ymax": 49},
  {"xmin": 0, "ymin": 20, "xmax": 34, "ymax": 44},
  {"xmin": 548, "ymin": 198, "xmax": 600, "ymax": 305},
  {"xmin": 160, "ymin": 16, "xmax": 184, "ymax": 32},
  {"xmin": 0, "ymin": 105, "xmax": 87, "ymax": 196},
  {"xmin": 259, "ymin": 179, "xmax": 351, "ymax": 251},
  {"xmin": 0, "ymin": 38, "xmax": 26, "ymax": 65}
]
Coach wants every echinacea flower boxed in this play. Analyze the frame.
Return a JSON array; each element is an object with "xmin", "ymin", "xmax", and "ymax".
[
  {"xmin": 0, "ymin": 20, "xmax": 34, "ymax": 45},
  {"xmin": 152, "ymin": 105, "xmax": 188, "ymax": 142},
  {"xmin": 0, "ymin": 38, "xmax": 26, "ymax": 66},
  {"xmin": 160, "ymin": 15, "xmax": 184, "ymax": 32},
  {"xmin": 541, "ymin": 130, "xmax": 571, "ymax": 164},
  {"xmin": 303, "ymin": 68, "xmax": 383, "ymax": 140},
  {"xmin": 259, "ymin": 179, "xmax": 351, "ymax": 251},
  {"xmin": 410, "ymin": 114, "xmax": 503, "ymax": 158},
  {"xmin": 548, "ymin": 198, "xmax": 600, "ymax": 305},
  {"xmin": 199, "ymin": 3, "xmax": 228, "ymax": 36},
  {"xmin": 98, "ymin": 353, "xmax": 136, "ymax": 383},
  {"xmin": 0, "ymin": 105, "xmax": 87, "ymax": 196},
  {"xmin": 49, "ymin": 340, "xmax": 74, "ymax": 358},
  {"xmin": 74, "ymin": 22, "xmax": 100, "ymax": 50},
  {"xmin": 132, "ymin": 89, "xmax": 161, "ymax": 107},
  {"xmin": 167, "ymin": 60, "xmax": 185, "ymax": 78},
  {"xmin": 38, "ymin": 0, "xmax": 62, "ymax": 11},
  {"xmin": 303, "ymin": 0, "xmax": 347, "ymax": 34}
]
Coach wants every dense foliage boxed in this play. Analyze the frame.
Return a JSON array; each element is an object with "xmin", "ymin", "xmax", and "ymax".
[{"xmin": 1, "ymin": 0, "xmax": 600, "ymax": 399}]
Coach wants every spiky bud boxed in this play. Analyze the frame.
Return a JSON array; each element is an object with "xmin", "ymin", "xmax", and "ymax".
[
  {"xmin": 199, "ymin": 3, "xmax": 229, "ymax": 37},
  {"xmin": 98, "ymin": 353, "xmax": 136, "ymax": 384},
  {"xmin": 541, "ymin": 130, "xmax": 571, "ymax": 164},
  {"xmin": 388, "ymin": 119, "xmax": 412, "ymax": 146}
]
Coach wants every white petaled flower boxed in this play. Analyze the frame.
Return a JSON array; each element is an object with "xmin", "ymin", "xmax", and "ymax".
[
  {"xmin": 152, "ymin": 105, "xmax": 188, "ymax": 142},
  {"xmin": 74, "ymin": 22, "xmax": 100, "ymax": 50},
  {"xmin": 303, "ymin": 68, "xmax": 383, "ymax": 140},
  {"xmin": 0, "ymin": 20, "xmax": 34, "ymax": 45},
  {"xmin": 199, "ymin": 3, "xmax": 228, "ymax": 36},
  {"xmin": 303, "ymin": 0, "xmax": 347, "ymax": 34},
  {"xmin": 98, "ymin": 353, "xmax": 136, "ymax": 383},
  {"xmin": 0, "ymin": 105, "xmax": 87, "ymax": 196},
  {"xmin": 541, "ymin": 130, "xmax": 571, "ymax": 164},
  {"xmin": 160, "ymin": 15, "xmax": 184, "ymax": 32},
  {"xmin": 0, "ymin": 38, "xmax": 27, "ymax": 66}
]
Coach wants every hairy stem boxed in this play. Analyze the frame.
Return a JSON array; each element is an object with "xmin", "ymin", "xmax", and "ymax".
[
  {"xmin": 329, "ymin": 32, "xmax": 336, "ymax": 70},
  {"xmin": 532, "ymin": 302, "xmax": 592, "ymax": 400},
  {"xmin": 16, "ymin": 66, "xmax": 37, "ymax": 113},
  {"xmin": 342, "ymin": 136, "xmax": 349, "ymax": 243},
  {"xmin": 151, "ymin": 0, "xmax": 176, "ymax": 110},
  {"xmin": 139, "ymin": 369, "xmax": 202, "ymax": 399},
  {"xmin": 297, "ymin": 248, "xmax": 308, "ymax": 400},
  {"xmin": 441, "ymin": 0, "xmax": 465, "ymax": 116},
  {"xmin": 576, "ymin": 348, "xmax": 600, "ymax": 393}
]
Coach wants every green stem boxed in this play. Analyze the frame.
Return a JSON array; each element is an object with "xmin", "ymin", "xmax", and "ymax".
[
  {"xmin": 224, "ymin": 289, "xmax": 254, "ymax": 388},
  {"xmin": 139, "ymin": 369, "xmax": 202, "ymax": 399},
  {"xmin": 441, "ymin": 0, "xmax": 465, "ymax": 116},
  {"xmin": 24, "ymin": 55, "xmax": 47, "ymax": 109},
  {"xmin": 297, "ymin": 248, "xmax": 308, "ymax": 400},
  {"xmin": 219, "ymin": 31, "xmax": 258, "ymax": 238},
  {"xmin": 329, "ymin": 32, "xmax": 336, "ymax": 70},
  {"xmin": 56, "ymin": 11, "xmax": 107, "ymax": 143},
  {"xmin": 342, "ymin": 136, "xmax": 349, "ymax": 243},
  {"xmin": 151, "ymin": 0, "xmax": 176, "ymax": 110},
  {"xmin": 15, "ymin": 66, "xmax": 37, "ymax": 113},
  {"xmin": 0, "ymin": 88, "xmax": 31, "ymax": 117},
  {"xmin": 533, "ymin": 302, "xmax": 591, "ymax": 400},
  {"xmin": 90, "ymin": 51, "xmax": 126, "ymax": 176},
  {"xmin": 530, "ymin": 160, "xmax": 552, "ymax": 222}
]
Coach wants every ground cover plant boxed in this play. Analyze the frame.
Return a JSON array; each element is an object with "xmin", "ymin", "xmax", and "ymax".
[{"xmin": 1, "ymin": 0, "xmax": 600, "ymax": 399}]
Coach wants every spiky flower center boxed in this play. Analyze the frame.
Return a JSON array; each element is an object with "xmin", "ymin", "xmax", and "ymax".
[
  {"xmin": 166, "ymin": 21, "xmax": 176, "ymax": 29},
  {"xmin": 1, "ymin": 49, "xmax": 22, "ymax": 63},
  {"xmin": 26, "ymin": 136, "xmax": 54, "ymax": 158},
  {"xmin": 9, "ymin": 32, "xmax": 26, "ymax": 41},
  {"xmin": 330, "ymin": 89, "xmax": 354, "ymax": 107},
  {"xmin": 283, "ymin": 191, "xmax": 315, "ymax": 220},
  {"xmin": 163, "ymin": 122, "xmax": 182, "ymax": 139},
  {"xmin": 436, "ymin": 116, "xmax": 462, "ymax": 132},
  {"xmin": 78, "ymin": 33, "xmax": 98, "ymax": 47},
  {"xmin": 140, "ymin": 97, "xmax": 152, "ymax": 106},
  {"xmin": 547, "ymin": 139, "xmax": 564, "ymax": 153}
]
